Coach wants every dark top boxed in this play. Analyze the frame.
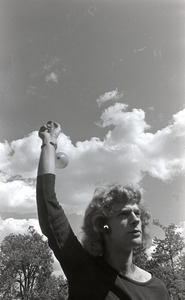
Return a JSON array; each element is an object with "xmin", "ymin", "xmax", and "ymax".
[{"xmin": 36, "ymin": 174, "xmax": 170, "ymax": 300}]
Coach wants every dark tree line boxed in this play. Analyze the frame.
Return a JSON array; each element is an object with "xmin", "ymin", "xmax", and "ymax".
[{"xmin": 0, "ymin": 222, "xmax": 184, "ymax": 299}]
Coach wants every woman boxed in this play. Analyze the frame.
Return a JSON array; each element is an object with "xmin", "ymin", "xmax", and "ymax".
[{"xmin": 36, "ymin": 121, "xmax": 170, "ymax": 300}]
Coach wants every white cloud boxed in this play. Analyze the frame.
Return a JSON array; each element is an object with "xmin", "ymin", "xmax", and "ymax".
[
  {"xmin": 0, "ymin": 131, "xmax": 41, "ymax": 178},
  {"xmin": 0, "ymin": 217, "xmax": 42, "ymax": 244},
  {"xmin": 45, "ymin": 72, "xmax": 58, "ymax": 83},
  {"xmin": 0, "ymin": 103, "xmax": 185, "ymax": 217},
  {"xmin": 54, "ymin": 104, "xmax": 185, "ymax": 214},
  {"xmin": 177, "ymin": 221, "xmax": 185, "ymax": 239},
  {"xmin": 96, "ymin": 89, "xmax": 123, "ymax": 107},
  {"xmin": 0, "ymin": 179, "xmax": 36, "ymax": 213},
  {"xmin": 0, "ymin": 131, "xmax": 74, "ymax": 215}
]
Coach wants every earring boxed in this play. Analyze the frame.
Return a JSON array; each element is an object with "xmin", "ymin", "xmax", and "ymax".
[{"xmin": 103, "ymin": 225, "xmax": 109, "ymax": 230}]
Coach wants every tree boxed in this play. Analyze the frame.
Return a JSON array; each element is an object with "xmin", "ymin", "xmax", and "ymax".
[
  {"xmin": 152, "ymin": 220, "xmax": 184, "ymax": 268},
  {"xmin": 0, "ymin": 226, "xmax": 54, "ymax": 299},
  {"xmin": 133, "ymin": 221, "xmax": 185, "ymax": 299},
  {"xmin": 36, "ymin": 274, "xmax": 68, "ymax": 300},
  {"xmin": 148, "ymin": 220, "xmax": 185, "ymax": 299},
  {"xmin": 174, "ymin": 253, "xmax": 185, "ymax": 300},
  {"xmin": 133, "ymin": 244, "xmax": 151, "ymax": 272}
]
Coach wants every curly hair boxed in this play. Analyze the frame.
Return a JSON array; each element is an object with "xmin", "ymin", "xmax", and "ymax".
[{"xmin": 81, "ymin": 184, "xmax": 151, "ymax": 256}]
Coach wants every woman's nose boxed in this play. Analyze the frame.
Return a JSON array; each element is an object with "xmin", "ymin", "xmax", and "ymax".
[{"xmin": 130, "ymin": 212, "xmax": 140, "ymax": 223}]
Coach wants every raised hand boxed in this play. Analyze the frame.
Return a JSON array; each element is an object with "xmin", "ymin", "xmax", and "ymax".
[{"xmin": 38, "ymin": 121, "xmax": 61, "ymax": 143}]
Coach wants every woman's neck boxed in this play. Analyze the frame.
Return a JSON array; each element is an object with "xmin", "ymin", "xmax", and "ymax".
[
  {"xmin": 103, "ymin": 248, "xmax": 152, "ymax": 282},
  {"xmin": 103, "ymin": 248, "xmax": 135, "ymax": 277}
]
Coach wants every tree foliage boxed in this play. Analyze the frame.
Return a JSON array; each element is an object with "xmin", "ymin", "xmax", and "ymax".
[
  {"xmin": 36, "ymin": 274, "xmax": 68, "ymax": 300},
  {"xmin": 135, "ymin": 220, "xmax": 185, "ymax": 300},
  {"xmin": 0, "ymin": 227, "xmax": 68, "ymax": 300}
]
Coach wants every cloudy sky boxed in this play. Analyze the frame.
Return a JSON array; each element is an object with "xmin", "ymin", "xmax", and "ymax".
[{"xmin": 0, "ymin": 0, "xmax": 185, "ymax": 274}]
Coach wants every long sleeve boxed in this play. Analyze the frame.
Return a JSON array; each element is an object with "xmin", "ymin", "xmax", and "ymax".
[
  {"xmin": 36, "ymin": 173, "xmax": 88, "ymax": 278},
  {"xmin": 36, "ymin": 174, "xmax": 70, "ymax": 244}
]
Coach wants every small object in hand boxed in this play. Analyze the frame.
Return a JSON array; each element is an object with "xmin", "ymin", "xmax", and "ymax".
[{"xmin": 55, "ymin": 152, "xmax": 69, "ymax": 169}]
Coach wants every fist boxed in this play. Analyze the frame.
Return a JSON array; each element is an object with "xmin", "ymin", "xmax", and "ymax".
[{"xmin": 38, "ymin": 121, "xmax": 61, "ymax": 142}]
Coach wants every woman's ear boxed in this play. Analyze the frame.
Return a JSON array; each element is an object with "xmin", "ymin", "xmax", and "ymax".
[{"xmin": 92, "ymin": 215, "xmax": 107, "ymax": 233}]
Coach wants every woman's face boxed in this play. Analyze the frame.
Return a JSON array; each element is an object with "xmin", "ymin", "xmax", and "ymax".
[{"xmin": 105, "ymin": 202, "xmax": 142, "ymax": 251}]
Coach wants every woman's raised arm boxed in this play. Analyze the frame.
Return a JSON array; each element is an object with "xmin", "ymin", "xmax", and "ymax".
[{"xmin": 38, "ymin": 120, "xmax": 61, "ymax": 175}]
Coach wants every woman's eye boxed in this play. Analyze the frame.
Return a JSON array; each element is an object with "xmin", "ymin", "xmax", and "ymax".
[
  {"xmin": 135, "ymin": 211, "xmax": 141, "ymax": 217},
  {"xmin": 118, "ymin": 210, "xmax": 141, "ymax": 217},
  {"xmin": 119, "ymin": 211, "xmax": 129, "ymax": 216}
]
